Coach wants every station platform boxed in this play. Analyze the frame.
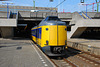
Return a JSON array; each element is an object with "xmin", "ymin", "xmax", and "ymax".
[
  {"xmin": 0, "ymin": 38, "xmax": 55, "ymax": 67},
  {"xmin": 67, "ymin": 38, "xmax": 100, "ymax": 56}
]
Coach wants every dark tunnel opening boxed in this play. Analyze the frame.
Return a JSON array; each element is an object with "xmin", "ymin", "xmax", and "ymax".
[
  {"xmin": 0, "ymin": 29, "xmax": 1, "ymax": 38},
  {"xmin": 0, "ymin": 33, "xmax": 1, "ymax": 38},
  {"xmin": 80, "ymin": 27, "xmax": 100, "ymax": 39},
  {"xmin": 14, "ymin": 21, "xmax": 40, "ymax": 38}
]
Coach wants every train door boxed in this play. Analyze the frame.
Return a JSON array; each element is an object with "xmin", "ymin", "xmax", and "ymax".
[
  {"xmin": 58, "ymin": 25, "xmax": 67, "ymax": 46},
  {"xmin": 36, "ymin": 28, "xmax": 39, "ymax": 45},
  {"xmin": 39, "ymin": 28, "xmax": 42, "ymax": 45},
  {"xmin": 36, "ymin": 27, "xmax": 42, "ymax": 45},
  {"xmin": 49, "ymin": 25, "xmax": 57, "ymax": 46},
  {"xmin": 41, "ymin": 26, "xmax": 49, "ymax": 47}
]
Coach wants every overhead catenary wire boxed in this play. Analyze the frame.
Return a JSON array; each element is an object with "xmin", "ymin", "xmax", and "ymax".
[
  {"xmin": 49, "ymin": 0, "xmax": 66, "ymax": 12},
  {"xmin": 82, "ymin": 5, "xmax": 100, "ymax": 12},
  {"xmin": 55, "ymin": 0, "xmax": 66, "ymax": 8}
]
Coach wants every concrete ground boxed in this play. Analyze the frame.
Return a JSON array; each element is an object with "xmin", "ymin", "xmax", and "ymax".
[
  {"xmin": 68, "ymin": 38, "xmax": 100, "ymax": 48},
  {"xmin": 0, "ymin": 38, "xmax": 55, "ymax": 67}
]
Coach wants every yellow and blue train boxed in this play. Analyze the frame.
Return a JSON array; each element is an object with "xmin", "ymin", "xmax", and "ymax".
[{"xmin": 31, "ymin": 16, "xmax": 67, "ymax": 56}]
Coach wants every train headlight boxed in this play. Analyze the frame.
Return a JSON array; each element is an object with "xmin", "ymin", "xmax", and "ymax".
[{"xmin": 46, "ymin": 40, "xmax": 49, "ymax": 45}]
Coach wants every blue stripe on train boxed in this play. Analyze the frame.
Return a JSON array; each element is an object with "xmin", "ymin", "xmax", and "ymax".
[{"xmin": 32, "ymin": 28, "xmax": 42, "ymax": 39}]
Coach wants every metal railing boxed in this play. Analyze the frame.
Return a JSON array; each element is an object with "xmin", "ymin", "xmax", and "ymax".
[
  {"xmin": 82, "ymin": 11, "xmax": 92, "ymax": 19},
  {"xmin": 78, "ymin": 12, "xmax": 86, "ymax": 19},
  {"xmin": 78, "ymin": 11, "xmax": 92, "ymax": 19}
]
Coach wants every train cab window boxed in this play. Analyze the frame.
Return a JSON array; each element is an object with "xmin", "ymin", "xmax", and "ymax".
[
  {"xmin": 44, "ymin": 16, "xmax": 61, "ymax": 21},
  {"xmin": 48, "ymin": 16, "xmax": 61, "ymax": 21}
]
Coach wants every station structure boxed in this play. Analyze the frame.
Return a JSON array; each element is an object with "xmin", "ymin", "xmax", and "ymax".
[
  {"xmin": 0, "ymin": 2, "xmax": 100, "ymax": 66},
  {"xmin": 0, "ymin": 5, "xmax": 100, "ymax": 39}
]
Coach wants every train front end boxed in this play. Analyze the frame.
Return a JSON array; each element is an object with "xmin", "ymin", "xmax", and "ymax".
[{"xmin": 40, "ymin": 16, "xmax": 67, "ymax": 56}]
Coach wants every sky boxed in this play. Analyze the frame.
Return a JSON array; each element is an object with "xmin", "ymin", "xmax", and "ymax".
[{"xmin": 0, "ymin": 0, "xmax": 99, "ymax": 12}]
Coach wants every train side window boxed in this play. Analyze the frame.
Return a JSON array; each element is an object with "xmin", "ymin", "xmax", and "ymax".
[{"xmin": 37, "ymin": 29, "xmax": 39, "ymax": 38}]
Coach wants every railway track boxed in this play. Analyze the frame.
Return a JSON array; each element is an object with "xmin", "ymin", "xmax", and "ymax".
[
  {"xmin": 65, "ymin": 47, "xmax": 100, "ymax": 67},
  {"xmin": 47, "ymin": 47, "xmax": 100, "ymax": 67},
  {"xmin": 50, "ymin": 57, "xmax": 77, "ymax": 67},
  {"xmin": 33, "ymin": 43, "xmax": 78, "ymax": 67},
  {"xmin": 33, "ymin": 42, "xmax": 100, "ymax": 67}
]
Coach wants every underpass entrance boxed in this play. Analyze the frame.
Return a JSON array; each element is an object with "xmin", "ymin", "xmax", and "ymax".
[
  {"xmin": 80, "ymin": 27, "xmax": 100, "ymax": 39},
  {"xmin": 0, "ymin": 33, "xmax": 1, "ymax": 38},
  {"xmin": 0, "ymin": 28, "xmax": 1, "ymax": 38},
  {"xmin": 14, "ymin": 20, "xmax": 40, "ymax": 38}
]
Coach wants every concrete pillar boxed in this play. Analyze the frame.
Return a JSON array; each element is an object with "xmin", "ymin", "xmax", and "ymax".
[{"xmin": 0, "ymin": 27, "xmax": 14, "ymax": 38}]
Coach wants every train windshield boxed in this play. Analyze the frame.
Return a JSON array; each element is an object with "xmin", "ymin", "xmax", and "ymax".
[{"xmin": 47, "ymin": 16, "xmax": 61, "ymax": 21}]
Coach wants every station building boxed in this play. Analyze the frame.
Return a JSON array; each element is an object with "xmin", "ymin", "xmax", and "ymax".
[
  {"xmin": 0, "ymin": 5, "xmax": 57, "ymax": 38},
  {"xmin": 0, "ymin": 5, "xmax": 100, "ymax": 39}
]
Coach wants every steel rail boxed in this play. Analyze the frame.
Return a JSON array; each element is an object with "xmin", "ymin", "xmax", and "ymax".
[
  {"xmin": 67, "ymin": 46, "xmax": 100, "ymax": 65},
  {"xmin": 63, "ymin": 58, "xmax": 77, "ymax": 67}
]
